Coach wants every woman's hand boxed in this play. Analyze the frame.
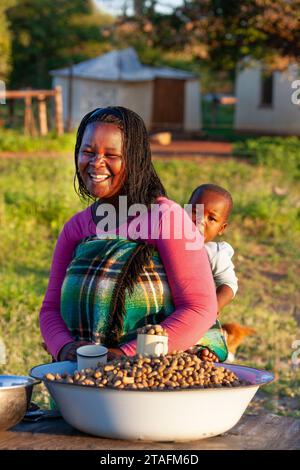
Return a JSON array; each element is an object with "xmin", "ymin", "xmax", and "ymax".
[
  {"xmin": 58, "ymin": 340, "xmax": 91, "ymax": 362},
  {"xmin": 107, "ymin": 347, "xmax": 125, "ymax": 362}
]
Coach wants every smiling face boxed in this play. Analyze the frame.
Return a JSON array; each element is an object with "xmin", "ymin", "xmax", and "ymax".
[
  {"xmin": 78, "ymin": 122, "xmax": 125, "ymax": 200},
  {"xmin": 189, "ymin": 189, "xmax": 230, "ymax": 243}
]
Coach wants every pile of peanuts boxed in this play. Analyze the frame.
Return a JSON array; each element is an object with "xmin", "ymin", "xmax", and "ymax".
[
  {"xmin": 44, "ymin": 350, "xmax": 246, "ymax": 390},
  {"xmin": 137, "ymin": 324, "xmax": 168, "ymax": 336}
]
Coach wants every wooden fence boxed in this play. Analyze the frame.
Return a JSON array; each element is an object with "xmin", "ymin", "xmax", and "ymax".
[{"xmin": 0, "ymin": 86, "xmax": 63, "ymax": 135}]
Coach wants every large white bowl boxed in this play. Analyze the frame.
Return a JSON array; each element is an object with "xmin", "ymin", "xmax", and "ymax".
[{"xmin": 30, "ymin": 361, "xmax": 274, "ymax": 441}]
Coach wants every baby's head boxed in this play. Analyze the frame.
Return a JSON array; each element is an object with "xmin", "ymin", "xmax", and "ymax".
[{"xmin": 188, "ymin": 184, "xmax": 233, "ymax": 243}]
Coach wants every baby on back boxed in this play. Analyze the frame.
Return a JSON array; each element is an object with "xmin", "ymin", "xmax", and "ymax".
[
  {"xmin": 188, "ymin": 183, "xmax": 238, "ymax": 312},
  {"xmin": 188, "ymin": 184, "xmax": 256, "ymax": 361}
]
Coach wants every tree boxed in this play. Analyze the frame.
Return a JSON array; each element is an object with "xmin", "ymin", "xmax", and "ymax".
[
  {"xmin": 7, "ymin": 0, "xmax": 114, "ymax": 89},
  {"xmin": 177, "ymin": 0, "xmax": 300, "ymax": 70},
  {"xmin": 112, "ymin": 0, "xmax": 300, "ymax": 71},
  {"xmin": 133, "ymin": 0, "xmax": 144, "ymax": 16},
  {"xmin": 0, "ymin": 1, "xmax": 16, "ymax": 81}
]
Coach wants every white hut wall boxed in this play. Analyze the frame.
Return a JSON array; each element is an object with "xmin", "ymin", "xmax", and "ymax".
[
  {"xmin": 74, "ymin": 79, "xmax": 119, "ymax": 128},
  {"xmin": 118, "ymin": 81, "xmax": 153, "ymax": 128},
  {"xmin": 234, "ymin": 64, "xmax": 300, "ymax": 135},
  {"xmin": 53, "ymin": 77, "xmax": 120, "ymax": 129},
  {"xmin": 184, "ymin": 79, "xmax": 201, "ymax": 131}
]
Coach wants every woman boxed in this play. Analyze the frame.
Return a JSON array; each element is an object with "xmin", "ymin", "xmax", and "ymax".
[{"xmin": 39, "ymin": 107, "xmax": 218, "ymax": 362}]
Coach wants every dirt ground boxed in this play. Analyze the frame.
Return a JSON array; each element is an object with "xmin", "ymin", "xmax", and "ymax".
[
  {"xmin": 0, "ymin": 140, "xmax": 234, "ymax": 160},
  {"xmin": 151, "ymin": 140, "xmax": 233, "ymax": 157}
]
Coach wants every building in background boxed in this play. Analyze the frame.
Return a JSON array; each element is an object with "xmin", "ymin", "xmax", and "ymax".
[
  {"xmin": 51, "ymin": 47, "xmax": 201, "ymax": 132},
  {"xmin": 235, "ymin": 62, "xmax": 300, "ymax": 135}
]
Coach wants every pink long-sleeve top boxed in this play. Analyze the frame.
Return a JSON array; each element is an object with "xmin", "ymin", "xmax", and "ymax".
[{"xmin": 39, "ymin": 197, "xmax": 218, "ymax": 360}]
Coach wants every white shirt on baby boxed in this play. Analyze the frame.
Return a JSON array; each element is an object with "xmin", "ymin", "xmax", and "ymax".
[{"xmin": 204, "ymin": 241, "xmax": 238, "ymax": 296}]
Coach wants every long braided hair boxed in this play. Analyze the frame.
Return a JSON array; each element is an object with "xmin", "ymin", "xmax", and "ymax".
[{"xmin": 74, "ymin": 107, "xmax": 167, "ymax": 346}]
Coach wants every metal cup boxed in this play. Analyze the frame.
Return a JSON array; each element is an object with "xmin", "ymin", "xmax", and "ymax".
[
  {"xmin": 136, "ymin": 334, "xmax": 168, "ymax": 357},
  {"xmin": 76, "ymin": 345, "xmax": 108, "ymax": 370}
]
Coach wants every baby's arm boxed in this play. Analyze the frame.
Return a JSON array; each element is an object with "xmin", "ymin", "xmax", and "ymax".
[
  {"xmin": 209, "ymin": 242, "xmax": 238, "ymax": 313},
  {"xmin": 216, "ymin": 285, "xmax": 234, "ymax": 312}
]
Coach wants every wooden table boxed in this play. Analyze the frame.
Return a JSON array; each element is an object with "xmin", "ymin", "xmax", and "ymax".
[{"xmin": 0, "ymin": 413, "xmax": 299, "ymax": 450}]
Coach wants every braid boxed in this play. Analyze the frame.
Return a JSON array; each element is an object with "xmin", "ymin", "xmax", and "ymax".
[
  {"xmin": 73, "ymin": 110, "xmax": 97, "ymax": 201},
  {"xmin": 105, "ymin": 242, "xmax": 155, "ymax": 347}
]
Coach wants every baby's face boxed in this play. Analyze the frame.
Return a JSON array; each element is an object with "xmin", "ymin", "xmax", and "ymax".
[{"xmin": 189, "ymin": 190, "xmax": 229, "ymax": 242}]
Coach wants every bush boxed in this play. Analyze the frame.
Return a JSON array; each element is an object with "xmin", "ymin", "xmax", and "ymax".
[
  {"xmin": 233, "ymin": 195, "xmax": 300, "ymax": 239},
  {"xmin": 233, "ymin": 136, "xmax": 300, "ymax": 179}
]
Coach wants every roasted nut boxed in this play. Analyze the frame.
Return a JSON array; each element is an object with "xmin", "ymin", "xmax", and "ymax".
[
  {"xmin": 84, "ymin": 379, "xmax": 96, "ymax": 386},
  {"xmin": 45, "ymin": 373, "xmax": 56, "ymax": 381},
  {"xmin": 139, "ymin": 324, "xmax": 168, "ymax": 337},
  {"xmin": 123, "ymin": 376, "xmax": 135, "ymax": 385}
]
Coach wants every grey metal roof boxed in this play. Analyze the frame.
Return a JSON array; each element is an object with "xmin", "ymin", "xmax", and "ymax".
[{"xmin": 50, "ymin": 47, "xmax": 197, "ymax": 81}]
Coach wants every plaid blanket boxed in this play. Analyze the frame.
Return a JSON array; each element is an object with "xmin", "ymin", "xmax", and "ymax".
[{"xmin": 61, "ymin": 236, "xmax": 228, "ymax": 361}]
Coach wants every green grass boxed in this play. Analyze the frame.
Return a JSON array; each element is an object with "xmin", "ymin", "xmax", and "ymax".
[
  {"xmin": 233, "ymin": 136, "xmax": 300, "ymax": 180},
  {"xmin": 0, "ymin": 129, "xmax": 76, "ymax": 152},
  {"xmin": 0, "ymin": 154, "xmax": 299, "ymax": 414}
]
